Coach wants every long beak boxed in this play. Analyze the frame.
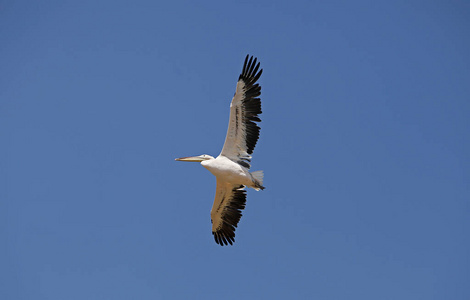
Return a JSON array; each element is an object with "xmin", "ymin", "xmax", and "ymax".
[{"xmin": 175, "ymin": 156, "xmax": 204, "ymax": 162}]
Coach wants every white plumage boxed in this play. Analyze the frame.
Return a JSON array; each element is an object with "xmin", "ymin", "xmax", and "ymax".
[{"xmin": 175, "ymin": 55, "xmax": 264, "ymax": 246}]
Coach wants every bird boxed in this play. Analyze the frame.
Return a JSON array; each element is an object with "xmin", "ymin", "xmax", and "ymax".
[{"xmin": 175, "ymin": 55, "xmax": 264, "ymax": 246}]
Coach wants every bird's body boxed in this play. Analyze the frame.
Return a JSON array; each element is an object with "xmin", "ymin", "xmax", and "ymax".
[
  {"xmin": 201, "ymin": 156, "xmax": 264, "ymax": 190},
  {"xmin": 176, "ymin": 55, "xmax": 264, "ymax": 246}
]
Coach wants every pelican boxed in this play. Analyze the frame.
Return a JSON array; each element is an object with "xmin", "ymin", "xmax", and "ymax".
[{"xmin": 175, "ymin": 55, "xmax": 264, "ymax": 246}]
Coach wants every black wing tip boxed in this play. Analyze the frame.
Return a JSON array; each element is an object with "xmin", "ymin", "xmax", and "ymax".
[
  {"xmin": 213, "ymin": 230, "xmax": 235, "ymax": 246},
  {"xmin": 239, "ymin": 54, "xmax": 263, "ymax": 84}
]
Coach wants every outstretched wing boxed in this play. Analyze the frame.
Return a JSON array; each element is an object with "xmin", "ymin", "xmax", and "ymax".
[
  {"xmin": 219, "ymin": 55, "xmax": 263, "ymax": 169},
  {"xmin": 210, "ymin": 179, "xmax": 247, "ymax": 246}
]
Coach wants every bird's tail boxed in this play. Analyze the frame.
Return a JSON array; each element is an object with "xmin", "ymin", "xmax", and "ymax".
[{"xmin": 251, "ymin": 170, "xmax": 265, "ymax": 191}]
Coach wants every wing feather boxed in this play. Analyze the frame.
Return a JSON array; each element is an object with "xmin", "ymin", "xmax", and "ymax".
[
  {"xmin": 220, "ymin": 55, "xmax": 263, "ymax": 169},
  {"xmin": 210, "ymin": 180, "xmax": 247, "ymax": 246}
]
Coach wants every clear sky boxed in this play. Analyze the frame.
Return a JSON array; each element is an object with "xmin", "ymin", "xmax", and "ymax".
[{"xmin": 2, "ymin": 1, "xmax": 469, "ymax": 299}]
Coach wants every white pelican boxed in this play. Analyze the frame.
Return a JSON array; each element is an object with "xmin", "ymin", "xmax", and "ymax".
[{"xmin": 176, "ymin": 55, "xmax": 264, "ymax": 246}]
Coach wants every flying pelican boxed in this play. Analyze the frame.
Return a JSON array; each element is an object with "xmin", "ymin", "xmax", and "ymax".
[{"xmin": 175, "ymin": 55, "xmax": 264, "ymax": 246}]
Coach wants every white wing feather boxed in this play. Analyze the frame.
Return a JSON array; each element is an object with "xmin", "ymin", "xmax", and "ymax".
[{"xmin": 219, "ymin": 55, "xmax": 263, "ymax": 169}]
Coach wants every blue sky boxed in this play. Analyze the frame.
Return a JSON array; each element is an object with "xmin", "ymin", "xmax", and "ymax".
[{"xmin": 2, "ymin": 1, "xmax": 469, "ymax": 299}]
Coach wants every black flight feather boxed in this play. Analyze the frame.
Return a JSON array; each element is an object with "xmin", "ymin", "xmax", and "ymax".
[
  {"xmin": 212, "ymin": 186, "xmax": 247, "ymax": 246},
  {"xmin": 237, "ymin": 55, "xmax": 263, "ymax": 158}
]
